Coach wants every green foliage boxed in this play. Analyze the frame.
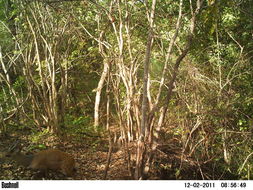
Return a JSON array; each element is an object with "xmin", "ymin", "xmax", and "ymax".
[
  {"xmin": 13, "ymin": 76, "xmax": 25, "ymax": 92},
  {"xmin": 0, "ymin": 23, "xmax": 12, "ymax": 49},
  {"xmin": 63, "ymin": 114, "xmax": 104, "ymax": 149},
  {"xmin": 222, "ymin": 7, "xmax": 239, "ymax": 28},
  {"xmin": 27, "ymin": 143, "xmax": 47, "ymax": 151},
  {"xmin": 0, "ymin": 0, "xmax": 15, "ymax": 51},
  {"xmin": 67, "ymin": 115, "xmax": 91, "ymax": 128},
  {"xmin": 64, "ymin": 114, "xmax": 101, "ymax": 136},
  {"xmin": 29, "ymin": 128, "xmax": 50, "ymax": 144},
  {"xmin": 1, "ymin": 0, "xmax": 253, "ymax": 180}
]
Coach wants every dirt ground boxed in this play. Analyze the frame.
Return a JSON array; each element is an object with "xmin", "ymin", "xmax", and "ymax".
[
  {"xmin": 0, "ymin": 133, "xmax": 136, "ymax": 180},
  {"xmin": 0, "ymin": 132, "xmax": 238, "ymax": 180}
]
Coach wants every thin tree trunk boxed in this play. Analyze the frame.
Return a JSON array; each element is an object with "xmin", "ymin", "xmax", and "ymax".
[
  {"xmin": 94, "ymin": 59, "xmax": 109, "ymax": 127},
  {"xmin": 103, "ymin": 64, "xmax": 112, "ymax": 180},
  {"xmin": 135, "ymin": 0, "xmax": 157, "ymax": 180},
  {"xmin": 157, "ymin": 0, "xmax": 202, "ymax": 129}
]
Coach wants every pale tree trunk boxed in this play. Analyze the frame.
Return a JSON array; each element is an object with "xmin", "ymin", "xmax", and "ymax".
[
  {"xmin": 136, "ymin": 0, "xmax": 203, "ymax": 178},
  {"xmin": 1, "ymin": 2, "xmax": 73, "ymax": 134},
  {"xmin": 157, "ymin": 0, "xmax": 203, "ymax": 129},
  {"xmin": 50, "ymin": 57, "xmax": 59, "ymax": 133},
  {"xmin": 27, "ymin": 11, "xmax": 55, "ymax": 131},
  {"xmin": 93, "ymin": 12, "xmax": 111, "ymax": 128},
  {"xmin": 110, "ymin": 0, "xmax": 138, "ymax": 143},
  {"xmin": 0, "ymin": 50, "xmax": 20, "ymax": 106},
  {"xmin": 25, "ymin": 5, "xmax": 72, "ymax": 134},
  {"xmin": 145, "ymin": 0, "xmax": 203, "ymax": 177},
  {"xmin": 57, "ymin": 61, "xmax": 68, "ymax": 129},
  {"xmin": 147, "ymin": 0, "xmax": 183, "ymax": 129},
  {"xmin": 103, "ymin": 64, "xmax": 112, "ymax": 179},
  {"xmin": 94, "ymin": 59, "xmax": 109, "ymax": 127},
  {"xmin": 135, "ymin": 0, "xmax": 157, "ymax": 180}
]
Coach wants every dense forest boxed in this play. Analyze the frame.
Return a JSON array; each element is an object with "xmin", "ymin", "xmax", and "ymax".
[{"xmin": 0, "ymin": 0, "xmax": 253, "ymax": 180}]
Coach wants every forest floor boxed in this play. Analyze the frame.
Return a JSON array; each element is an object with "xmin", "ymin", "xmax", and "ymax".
[
  {"xmin": 0, "ymin": 130, "xmax": 239, "ymax": 180},
  {"xmin": 0, "ymin": 132, "xmax": 131, "ymax": 180},
  {"xmin": 0, "ymin": 130, "xmax": 179, "ymax": 180}
]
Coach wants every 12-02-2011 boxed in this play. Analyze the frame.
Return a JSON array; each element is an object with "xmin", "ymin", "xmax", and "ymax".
[{"xmin": 185, "ymin": 182, "xmax": 215, "ymax": 188}]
